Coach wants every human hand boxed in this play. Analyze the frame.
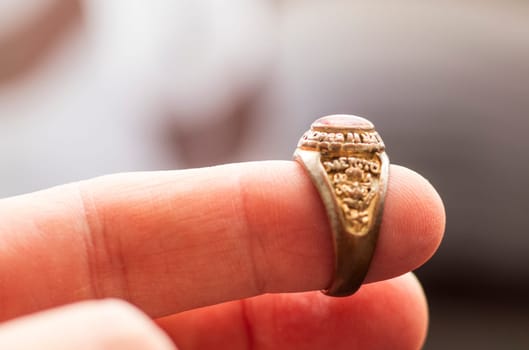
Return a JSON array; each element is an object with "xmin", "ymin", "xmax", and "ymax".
[{"xmin": 0, "ymin": 161, "xmax": 444, "ymax": 349}]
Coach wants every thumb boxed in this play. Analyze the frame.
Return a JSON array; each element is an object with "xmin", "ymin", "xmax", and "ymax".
[{"xmin": 0, "ymin": 299, "xmax": 176, "ymax": 350}]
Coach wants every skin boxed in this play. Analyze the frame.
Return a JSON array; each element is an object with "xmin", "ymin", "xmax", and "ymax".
[{"xmin": 0, "ymin": 161, "xmax": 445, "ymax": 349}]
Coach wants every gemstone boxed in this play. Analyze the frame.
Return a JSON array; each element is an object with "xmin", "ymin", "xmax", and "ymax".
[{"xmin": 312, "ymin": 115, "xmax": 374, "ymax": 131}]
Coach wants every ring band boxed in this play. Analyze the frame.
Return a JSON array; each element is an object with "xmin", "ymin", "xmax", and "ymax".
[{"xmin": 294, "ymin": 115, "xmax": 389, "ymax": 297}]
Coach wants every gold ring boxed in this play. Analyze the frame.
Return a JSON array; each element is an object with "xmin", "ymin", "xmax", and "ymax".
[{"xmin": 294, "ymin": 115, "xmax": 389, "ymax": 297}]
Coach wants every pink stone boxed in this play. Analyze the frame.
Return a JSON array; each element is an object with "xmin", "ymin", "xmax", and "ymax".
[{"xmin": 312, "ymin": 114, "xmax": 374, "ymax": 131}]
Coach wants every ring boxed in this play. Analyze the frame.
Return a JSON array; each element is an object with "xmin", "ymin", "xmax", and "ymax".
[{"xmin": 294, "ymin": 115, "xmax": 389, "ymax": 297}]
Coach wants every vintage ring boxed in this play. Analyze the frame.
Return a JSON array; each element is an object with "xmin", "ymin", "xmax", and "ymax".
[{"xmin": 294, "ymin": 115, "xmax": 389, "ymax": 297}]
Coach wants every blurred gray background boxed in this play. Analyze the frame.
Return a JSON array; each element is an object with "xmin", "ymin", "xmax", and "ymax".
[{"xmin": 0, "ymin": 0, "xmax": 528, "ymax": 348}]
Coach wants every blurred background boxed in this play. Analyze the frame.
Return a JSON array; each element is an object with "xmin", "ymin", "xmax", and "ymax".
[{"xmin": 0, "ymin": 0, "xmax": 528, "ymax": 348}]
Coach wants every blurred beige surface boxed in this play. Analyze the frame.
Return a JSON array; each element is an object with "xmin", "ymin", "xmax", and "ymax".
[{"xmin": 1, "ymin": 0, "xmax": 528, "ymax": 349}]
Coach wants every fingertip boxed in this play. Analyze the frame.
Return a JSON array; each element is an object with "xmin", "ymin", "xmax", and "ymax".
[
  {"xmin": 251, "ymin": 272, "xmax": 429, "ymax": 350},
  {"xmin": 389, "ymin": 273, "xmax": 429, "ymax": 350},
  {"xmin": 327, "ymin": 273, "xmax": 428, "ymax": 350},
  {"xmin": 393, "ymin": 165, "xmax": 446, "ymax": 251},
  {"xmin": 370, "ymin": 272, "xmax": 429, "ymax": 350},
  {"xmin": 367, "ymin": 165, "xmax": 446, "ymax": 282}
]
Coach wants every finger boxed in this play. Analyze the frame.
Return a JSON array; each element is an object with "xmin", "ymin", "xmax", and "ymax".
[
  {"xmin": 157, "ymin": 273, "xmax": 428, "ymax": 350},
  {"xmin": 0, "ymin": 161, "xmax": 444, "ymax": 320},
  {"xmin": 0, "ymin": 299, "xmax": 176, "ymax": 350}
]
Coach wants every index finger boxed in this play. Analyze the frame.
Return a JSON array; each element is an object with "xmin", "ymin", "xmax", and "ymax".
[{"xmin": 0, "ymin": 161, "xmax": 445, "ymax": 321}]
